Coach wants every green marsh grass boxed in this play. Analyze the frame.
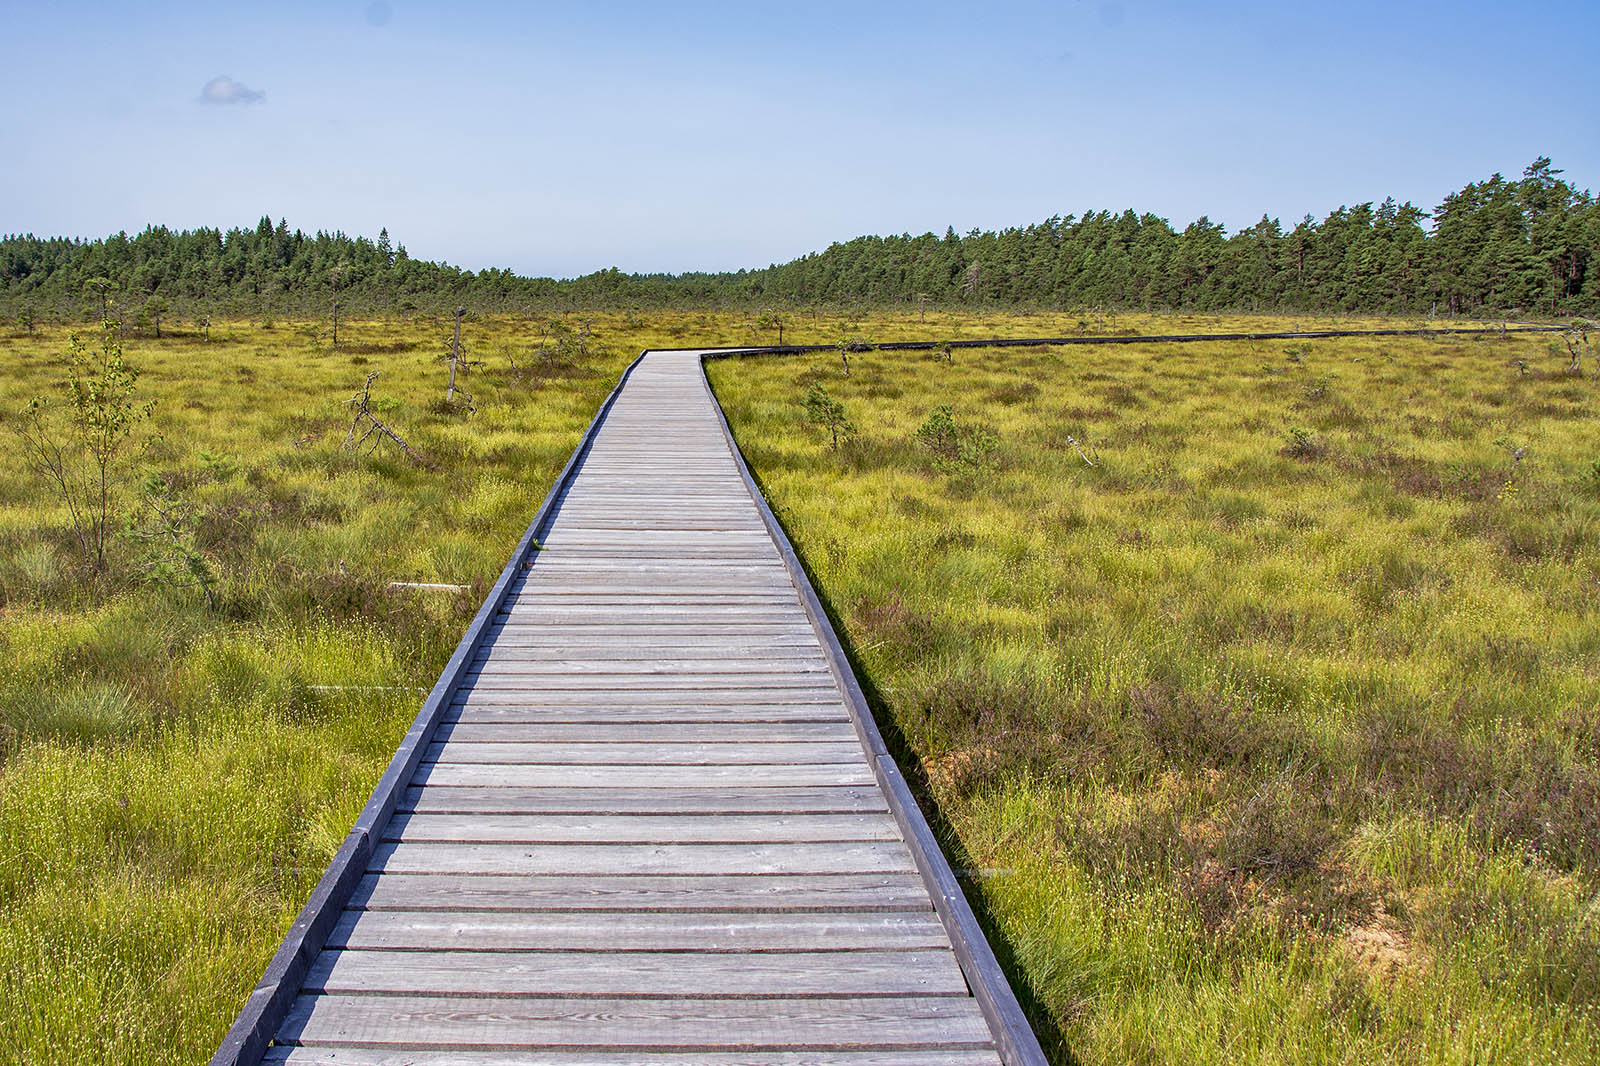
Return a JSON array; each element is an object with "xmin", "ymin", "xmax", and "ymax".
[
  {"xmin": 0, "ymin": 308, "xmax": 1577, "ymax": 1062},
  {"xmin": 708, "ymin": 327, "xmax": 1600, "ymax": 1065}
]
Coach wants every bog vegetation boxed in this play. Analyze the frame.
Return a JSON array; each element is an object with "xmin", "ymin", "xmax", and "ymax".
[
  {"xmin": 1, "ymin": 158, "xmax": 1597, "ymax": 1062},
  {"xmin": 706, "ymin": 325, "xmax": 1600, "ymax": 1064},
  {"xmin": 0, "ymin": 306, "xmax": 1142, "ymax": 1063}
]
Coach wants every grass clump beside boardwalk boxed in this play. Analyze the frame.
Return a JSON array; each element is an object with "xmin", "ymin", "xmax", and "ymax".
[{"xmin": 707, "ymin": 326, "xmax": 1600, "ymax": 1064}]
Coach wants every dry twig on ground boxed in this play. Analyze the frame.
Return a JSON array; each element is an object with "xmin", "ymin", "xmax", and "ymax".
[{"xmin": 342, "ymin": 372, "xmax": 425, "ymax": 463}]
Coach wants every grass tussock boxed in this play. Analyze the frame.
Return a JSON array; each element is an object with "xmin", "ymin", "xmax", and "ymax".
[{"xmin": 708, "ymin": 325, "xmax": 1600, "ymax": 1065}]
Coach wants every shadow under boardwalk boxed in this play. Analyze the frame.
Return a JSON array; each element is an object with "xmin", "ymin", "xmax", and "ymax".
[{"xmin": 227, "ymin": 350, "xmax": 1042, "ymax": 1065}]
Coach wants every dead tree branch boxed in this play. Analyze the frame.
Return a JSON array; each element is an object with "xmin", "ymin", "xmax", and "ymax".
[{"xmin": 343, "ymin": 372, "xmax": 425, "ymax": 464}]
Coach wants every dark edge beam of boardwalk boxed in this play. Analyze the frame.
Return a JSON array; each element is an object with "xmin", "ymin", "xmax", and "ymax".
[
  {"xmin": 209, "ymin": 352, "xmax": 650, "ymax": 1066},
  {"xmin": 648, "ymin": 322, "xmax": 1566, "ymax": 359},
  {"xmin": 701, "ymin": 353, "xmax": 1048, "ymax": 1066}
]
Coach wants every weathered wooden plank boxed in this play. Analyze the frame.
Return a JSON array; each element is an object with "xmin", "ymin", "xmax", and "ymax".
[
  {"xmin": 544, "ymin": 511, "xmax": 767, "ymax": 522},
  {"xmin": 542, "ymin": 518, "xmax": 771, "ymax": 531},
  {"xmin": 523, "ymin": 550, "xmax": 788, "ymax": 560},
  {"xmin": 464, "ymin": 658, "xmax": 832, "ymax": 675},
  {"xmin": 461, "ymin": 673, "xmax": 838, "ymax": 688},
  {"xmin": 508, "ymin": 593, "xmax": 797, "ymax": 605},
  {"xmin": 277, "ymin": 993, "xmax": 995, "ymax": 1049},
  {"xmin": 513, "ymin": 585, "xmax": 788, "ymax": 595},
  {"xmin": 384, "ymin": 812, "xmax": 903, "ymax": 844},
  {"xmin": 458, "ymin": 682, "xmax": 843, "ymax": 698},
  {"xmin": 303, "ymin": 948, "xmax": 969, "ymax": 997},
  {"xmin": 498, "ymin": 607, "xmax": 812, "ymax": 620},
  {"xmin": 267, "ymin": 1046, "xmax": 1002, "ymax": 1065},
  {"xmin": 526, "ymin": 551, "xmax": 784, "ymax": 561},
  {"xmin": 479, "ymin": 630, "xmax": 817, "ymax": 645},
  {"xmin": 450, "ymin": 690, "xmax": 846, "ymax": 708},
  {"xmin": 441, "ymin": 705, "xmax": 851, "ymax": 724},
  {"xmin": 556, "ymin": 478, "xmax": 753, "ymax": 486},
  {"xmin": 399, "ymin": 785, "xmax": 887, "ymax": 816},
  {"xmin": 541, "ymin": 517, "xmax": 766, "ymax": 526},
  {"xmin": 513, "ymin": 577, "xmax": 792, "ymax": 589},
  {"xmin": 432, "ymin": 721, "xmax": 854, "ymax": 743},
  {"xmin": 472, "ymin": 645, "xmax": 826, "ymax": 661},
  {"xmin": 537, "ymin": 532, "xmax": 777, "ymax": 543},
  {"xmin": 369, "ymin": 841, "xmax": 916, "ymax": 876},
  {"xmin": 491, "ymin": 620, "xmax": 817, "ymax": 633},
  {"xmin": 487, "ymin": 617, "xmax": 815, "ymax": 630},
  {"xmin": 410, "ymin": 763, "xmax": 875, "ymax": 790},
  {"xmin": 461, "ymin": 671, "xmax": 835, "ymax": 688},
  {"xmin": 346, "ymin": 872, "xmax": 933, "ymax": 913},
  {"xmin": 327, "ymin": 910, "xmax": 951, "ymax": 952},
  {"xmin": 420, "ymin": 741, "xmax": 866, "ymax": 765},
  {"xmin": 547, "ymin": 502, "xmax": 765, "ymax": 511}
]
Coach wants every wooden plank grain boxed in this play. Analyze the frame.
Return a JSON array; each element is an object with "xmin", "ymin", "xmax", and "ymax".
[
  {"xmin": 370, "ymin": 840, "xmax": 916, "ymax": 876},
  {"xmin": 441, "ymin": 704, "xmax": 851, "ymax": 724},
  {"xmin": 277, "ymin": 993, "xmax": 995, "ymax": 1050},
  {"xmin": 384, "ymin": 812, "xmax": 904, "ymax": 844},
  {"xmin": 431, "ymin": 721, "xmax": 855, "ymax": 743},
  {"xmin": 448, "ymin": 691, "xmax": 847, "ymax": 710},
  {"xmin": 420, "ymin": 740, "xmax": 866, "ymax": 765},
  {"xmin": 345, "ymin": 872, "xmax": 934, "ymax": 914},
  {"xmin": 399, "ymin": 785, "xmax": 887, "ymax": 816},
  {"xmin": 464, "ymin": 657, "xmax": 833, "ymax": 675},
  {"xmin": 267, "ymin": 1047, "xmax": 1002, "ymax": 1065},
  {"xmin": 303, "ymin": 948, "xmax": 970, "ymax": 997},
  {"xmin": 409, "ymin": 763, "xmax": 876, "ymax": 789},
  {"xmin": 326, "ymin": 909, "xmax": 951, "ymax": 952}
]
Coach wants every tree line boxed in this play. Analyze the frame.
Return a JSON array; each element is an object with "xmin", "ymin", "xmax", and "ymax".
[{"xmin": 2, "ymin": 158, "xmax": 1595, "ymax": 322}]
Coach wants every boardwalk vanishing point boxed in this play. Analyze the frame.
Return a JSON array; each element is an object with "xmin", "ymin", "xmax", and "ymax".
[{"xmin": 214, "ymin": 349, "xmax": 1048, "ymax": 1065}]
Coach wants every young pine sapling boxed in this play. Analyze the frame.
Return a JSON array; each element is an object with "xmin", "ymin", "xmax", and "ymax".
[
  {"xmin": 802, "ymin": 383, "xmax": 854, "ymax": 451},
  {"xmin": 129, "ymin": 474, "xmax": 218, "ymax": 610}
]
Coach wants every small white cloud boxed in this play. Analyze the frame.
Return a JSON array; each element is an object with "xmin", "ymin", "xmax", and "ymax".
[{"xmin": 200, "ymin": 75, "xmax": 264, "ymax": 105}]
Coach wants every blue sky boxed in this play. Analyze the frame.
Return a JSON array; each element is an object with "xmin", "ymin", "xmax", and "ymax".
[{"xmin": 3, "ymin": 1, "xmax": 1596, "ymax": 278}]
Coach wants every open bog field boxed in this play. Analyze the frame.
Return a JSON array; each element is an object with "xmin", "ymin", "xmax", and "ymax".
[
  {"xmin": 707, "ymin": 328, "xmax": 1600, "ymax": 1064},
  {"xmin": 0, "ymin": 305, "xmax": 1208, "ymax": 1063},
  {"xmin": 0, "ymin": 308, "xmax": 1587, "ymax": 1063}
]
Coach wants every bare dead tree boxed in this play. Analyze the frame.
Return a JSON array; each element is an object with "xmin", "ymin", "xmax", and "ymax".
[
  {"xmin": 343, "ymin": 372, "xmax": 424, "ymax": 463},
  {"xmin": 446, "ymin": 307, "xmax": 465, "ymax": 400},
  {"xmin": 439, "ymin": 307, "xmax": 483, "ymax": 410},
  {"xmin": 1557, "ymin": 323, "xmax": 1592, "ymax": 375},
  {"xmin": 328, "ymin": 265, "xmax": 346, "ymax": 350}
]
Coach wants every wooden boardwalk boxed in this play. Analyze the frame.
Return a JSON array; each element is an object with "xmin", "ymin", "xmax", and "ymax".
[{"xmin": 222, "ymin": 350, "xmax": 1045, "ymax": 1065}]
